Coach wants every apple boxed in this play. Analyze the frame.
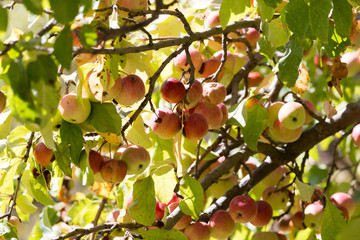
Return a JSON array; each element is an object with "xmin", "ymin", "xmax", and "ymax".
[
  {"xmin": 121, "ymin": 145, "xmax": 150, "ymax": 174},
  {"xmin": 194, "ymin": 102, "xmax": 223, "ymax": 129},
  {"xmin": 352, "ymin": 123, "xmax": 360, "ymax": 147},
  {"xmin": 100, "ymin": 159, "xmax": 127, "ymax": 183},
  {"xmin": 278, "ymin": 102, "xmax": 305, "ymax": 130},
  {"xmin": 198, "ymin": 58, "xmax": 224, "ymax": 81},
  {"xmin": 314, "ymin": 53, "xmax": 331, "ymax": 67},
  {"xmin": 106, "ymin": 210, "xmax": 120, "ymax": 223},
  {"xmin": 268, "ymin": 119, "xmax": 302, "ymax": 143},
  {"xmin": 0, "ymin": 91, "xmax": 6, "ymax": 113},
  {"xmin": 58, "ymin": 92, "xmax": 91, "ymax": 124},
  {"xmin": 160, "ymin": 78, "xmax": 186, "ymax": 103},
  {"xmin": 184, "ymin": 222, "xmax": 211, "ymax": 240},
  {"xmin": 114, "ymin": 74, "xmax": 145, "ymax": 106},
  {"xmin": 330, "ymin": 192, "xmax": 356, "ymax": 217},
  {"xmin": 247, "ymin": 72, "xmax": 263, "ymax": 88},
  {"xmin": 174, "ymin": 47, "xmax": 203, "ymax": 73},
  {"xmin": 229, "ymin": 195, "xmax": 258, "ymax": 223},
  {"xmin": 266, "ymin": 101, "xmax": 285, "ymax": 127},
  {"xmin": 150, "ymin": 108, "xmax": 181, "ymax": 139},
  {"xmin": 213, "ymin": 50, "xmax": 236, "ymax": 73},
  {"xmin": 262, "ymin": 166, "xmax": 290, "ymax": 188},
  {"xmin": 183, "ymin": 113, "xmax": 209, "ymax": 141},
  {"xmin": 262, "ymin": 186, "xmax": 289, "ymax": 211},
  {"xmin": 217, "ymin": 103, "xmax": 229, "ymax": 126},
  {"xmin": 87, "ymin": 70, "xmax": 122, "ymax": 102},
  {"xmin": 156, "ymin": 201, "xmax": 165, "ymax": 220},
  {"xmin": 245, "ymin": 97, "xmax": 264, "ymax": 111},
  {"xmin": 204, "ymin": 11, "xmax": 220, "ymax": 28},
  {"xmin": 304, "ymin": 201, "xmax": 324, "ymax": 230},
  {"xmin": 290, "ymin": 211, "xmax": 305, "ymax": 230},
  {"xmin": 303, "ymin": 100, "xmax": 317, "ymax": 124},
  {"xmin": 240, "ymin": 160, "xmax": 257, "ymax": 177},
  {"xmin": 245, "ymin": 28, "xmax": 260, "ymax": 49},
  {"xmin": 250, "ymin": 200, "xmax": 273, "ymax": 227},
  {"xmin": 208, "ymin": 210, "xmax": 235, "ymax": 239},
  {"xmin": 276, "ymin": 214, "xmax": 292, "ymax": 231},
  {"xmin": 166, "ymin": 193, "xmax": 182, "ymax": 206},
  {"xmin": 113, "ymin": 145, "xmax": 129, "ymax": 160},
  {"xmin": 183, "ymin": 79, "xmax": 203, "ymax": 108},
  {"xmin": 206, "ymin": 174, "xmax": 239, "ymax": 199},
  {"xmin": 202, "ymin": 82, "xmax": 226, "ymax": 105},
  {"xmin": 168, "ymin": 202, "xmax": 192, "ymax": 230},
  {"xmin": 233, "ymin": 52, "xmax": 249, "ymax": 73},
  {"xmin": 116, "ymin": 0, "xmax": 148, "ymax": 21},
  {"xmin": 89, "ymin": 150, "xmax": 104, "ymax": 174},
  {"xmin": 34, "ymin": 142, "xmax": 54, "ymax": 167},
  {"xmin": 251, "ymin": 232, "xmax": 285, "ymax": 240},
  {"xmin": 309, "ymin": 188, "xmax": 323, "ymax": 204}
]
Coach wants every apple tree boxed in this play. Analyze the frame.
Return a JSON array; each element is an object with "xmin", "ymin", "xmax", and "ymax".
[{"xmin": 1, "ymin": 0, "xmax": 360, "ymax": 239}]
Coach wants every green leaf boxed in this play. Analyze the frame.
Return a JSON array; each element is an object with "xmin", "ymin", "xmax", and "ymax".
[
  {"xmin": 257, "ymin": 0, "xmax": 275, "ymax": 21},
  {"xmin": 227, "ymin": 101, "xmax": 246, "ymax": 127},
  {"xmin": 258, "ymin": 36, "xmax": 276, "ymax": 59},
  {"xmin": 243, "ymin": 104, "xmax": 268, "ymax": 151},
  {"xmin": 152, "ymin": 165, "xmax": 178, "ymax": 204},
  {"xmin": 0, "ymin": 222, "xmax": 18, "ymax": 239},
  {"xmin": 78, "ymin": 150, "xmax": 94, "ymax": 186},
  {"xmin": 39, "ymin": 206, "xmax": 61, "ymax": 238},
  {"xmin": 278, "ymin": 36, "xmax": 304, "ymax": 87},
  {"xmin": 323, "ymin": 25, "xmax": 350, "ymax": 57},
  {"xmin": 309, "ymin": 0, "xmax": 332, "ymax": 43},
  {"xmin": 295, "ymin": 228, "xmax": 317, "ymax": 240},
  {"xmin": 129, "ymin": 176, "xmax": 157, "ymax": 226},
  {"xmin": 116, "ymin": 182, "xmax": 128, "ymax": 210},
  {"xmin": 294, "ymin": 179, "xmax": 315, "ymax": 203},
  {"xmin": 149, "ymin": 132, "xmax": 175, "ymax": 163},
  {"xmin": 178, "ymin": 174, "xmax": 204, "ymax": 220},
  {"xmin": 16, "ymin": 195, "xmax": 38, "ymax": 214},
  {"xmin": 54, "ymin": 25, "xmax": 73, "ymax": 69},
  {"xmin": 284, "ymin": 0, "xmax": 309, "ymax": 38},
  {"xmin": 55, "ymin": 139, "xmax": 73, "ymax": 177},
  {"xmin": 0, "ymin": 111, "xmax": 13, "ymax": 139},
  {"xmin": 336, "ymin": 218, "xmax": 360, "ymax": 240},
  {"xmin": 321, "ymin": 201, "xmax": 347, "ymax": 240},
  {"xmin": 22, "ymin": 0, "xmax": 43, "ymax": 15},
  {"xmin": 30, "ymin": 173, "xmax": 55, "ymax": 206},
  {"xmin": 79, "ymin": 24, "xmax": 98, "ymax": 49},
  {"xmin": 0, "ymin": 160, "xmax": 20, "ymax": 196},
  {"xmin": 347, "ymin": 0, "xmax": 360, "ymax": 7},
  {"xmin": 263, "ymin": 0, "xmax": 283, "ymax": 8},
  {"xmin": 50, "ymin": 0, "xmax": 80, "ymax": 24},
  {"xmin": 141, "ymin": 228, "xmax": 187, "ymax": 240},
  {"xmin": 67, "ymin": 198, "xmax": 99, "ymax": 226},
  {"xmin": 59, "ymin": 121, "xmax": 84, "ymax": 166},
  {"xmin": 0, "ymin": 5, "xmax": 8, "ymax": 34},
  {"xmin": 332, "ymin": 0, "xmax": 353, "ymax": 38},
  {"xmin": 267, "ymin": 18, "xmax": 289, "ymax": 48},
  {"xmin": 85, "ymin": 102, "xmax": 122, "ymax": 135},
  {"xmin": 219, "ymin": 0, "xmax": 251, "ymax": 29}
]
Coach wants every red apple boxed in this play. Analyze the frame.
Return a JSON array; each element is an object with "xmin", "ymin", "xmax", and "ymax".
[
  {"xmin": 121, "ymin": 145, "xmax": 150, "ymax": 174},
  {"xmin": 174, "ymin": 47, "xmax": 203, "ymax": 73},
  {"xmin": 250, "ymin": 200, "xmax": 273, "ymax": 227},
  {"xmin": 184, "ymin": 79, "xmax": 203, "ymax": 108},
  {"xmin": 290, "ymin": 211, "xmax": 305, "ymax": 230},
  {"xmin": 100, "ymin": 159, "xmax": 127, "ymax": 183},
  {"xmin": 330, "ymin": 192, "xmax": 356, "ymax": 217},
  {"xmin": 156, "ymin": 201, "xmax": 165, "ymax": 220},
  {"xmin": 268, "ymin": 119, "xmax": 302, "ymax": 143},
  {"xmin": 194, "ymin": 102, "xmax": 223, "ymax": 129},
  {"xmin": 204, "ymin": 11, "xmax": 220, "ymax": 28},
  {"xmin": 208, "ymin": 210, "xmax": 235, "ymax": 239},
  {"xmin": 34, "ymin": 142, "xmax": 54, "ymax": 167},
  {"xmin": 247, "ymin": 72, "xmax": 263, "ymax": 88},
  {"xmin": 184, "ymin": 222, "xmax": 211, "ymax": 240},
  {"xmin": 245, "ymin": 28, "xmax": 260, "ymax": 49},
  {"xmin": 183, "ymin": 113, "xmax": 209, "ymax": 141},
  {"xmin": 160, "ymin": 78, "xmax": 186, "ymax": 103},
  {"xmin": 202, "ymin": 82, "xmax": 226, "ymax": 105},
  {"xmin": 115, "ymin": 74, "xmax": 145, "ymax": 106},
  {"xmin": 150, "ymin": 108, "xmax": 181, "ymax": 139},
  {"xmin": 229, "ymin": 195, "xmax": 258, "ymax": 223},
  {"xmin": 198, "ymin": 58, "xmax": 224, "ymax": 81},
  {"xmin": 106, "ymin": 210, "xmax": 120, "ymax": 223},
  {"xmin": 217, "ymin": 103, "xmax": 228, "ymax": 126},
  {"xmin": 89, "ymin": 150, "xmax": 104, "ymax": 174},
  {"xmin": 352, "ymin": 123, "xmax": 360, "ymax": 147},
  {"xmin": 304, "ymin": 201, "xmax": 324, "ymax": 230}
]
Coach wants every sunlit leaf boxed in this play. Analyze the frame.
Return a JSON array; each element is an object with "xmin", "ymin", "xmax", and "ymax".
[
  {"xmin": 141, "ymin": 228, "xmax": 187, "ymax": 240},
  {"xmin": 22, "ymin": 0, "xmax": 43, "ymax": 15},
  {"xmin": 219, "ymin": 0, "xmax": 251, "ymax": 29},
  {"xmin": 284, "ymin": 0, "xmax": 309, "ymax": 38},
  {"xmin": 126, "ymin": 113, "xmax": 152, "ymax": 149},
  {"xmin": 59, "ymin": 121, "xmax": 84, "ymax": 166},
  {"xmin": 0, "ymin": 6, "xmax": 8, "ymax": 34},
  {"xmin": 152, "ymin": 165, "xmax": 178, "ymax": 204},
  {"xmin": 309, "ymin": 0, "xmax": 332, "ymax": 43},
  {"xmin": 50, "ymin": 0, "xmax": 80, "ymax": 24},
  {"xmin": 54, "ymin": 25, "xmax": 73, "ymax": 69},
  {"xmin": 321, "ymin": 201, "xmax": 347, "ymax": 240},
  {"xmin": 179, "ymin": 174, "xmax": 204, "ymax": 220},
  {"xmin": 86, "ymin": 102, "xmax": 122, "ymax": 134},
  {"xmin": 294, "ymin": 179, "xmax": 315, "ymax": 203},
  {"xmin": 16, "ymin": 195, "xmax": 37, "ymax": 214}
]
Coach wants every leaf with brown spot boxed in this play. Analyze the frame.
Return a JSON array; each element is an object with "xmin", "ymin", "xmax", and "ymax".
[{"xmin": 291, "ymin": 64, "xmax": 309, "ymax": 96}]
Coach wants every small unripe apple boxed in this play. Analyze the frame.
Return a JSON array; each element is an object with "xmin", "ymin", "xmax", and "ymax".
[
  {"xmin": 183, "ymin": 113, "xmax": 209, "ymax": 141},
  {"xmin": 229, "ymin": 195, "xmax": 258, "ymax": 223},
  {"xmin": 304, "ymin": 201, "xmax": 324, "ymax": 230},
  {"xmin": 268, "ymin": 119, "xmax": 302, "ymax": 143},
  {"xmin": 213, "ymin": 50, "xmax": 236, "ymax": 73},
  {"xmin": 290, "ymin": 211, "xmax": 305, "ymax": 230},
  {"xmin": 198, "ymin": 58, "xmax": 224, "ymax": 81},
  {"xmin": 208, "ymin": 210, "xmax": 235, "ymax": 239},
  {"xmin": 303, "ymin": 100, "xmax": 316, "ymax": 124},
  {"xmin": 121, "ymin": 145, "xmax": 150, "ymax": 174},
  {"xmin": 262, "ymin": 187, "xmax": 289, "ymax": 211},
  {"xmin": 204, "ymin": 11, "xmax": 220, "ymax": 28},
  {"xmin": 100, "ymin": 159, "xmax": 127, "ymax": 183},
  {"xmin": 194, "ymin": 102, "xmax": 223, "ymax": 129},
  {"xmin": 160, "ymin": 78, "xmax": 186, "ymax": 103},
  {"xmin": 184, "ymin": 222, "xmax": 211, "ymax": 240},
  {"xmin": 217, "ymin": 103, "xmax": 228, "ymax": 126},
  {"xmin": 330, "ymin": 192, "xmax": 356, "ymax": 217},
  {"xmin": 247, "ymin": 72, "xmax": 263, "ymax": 87},
  {"xmin": 278, "ymin": 102, "xmax": 305, "ymax": 130},
  {"xmin": 174, "ymin": 47, "xmax": 203, "ymax": 73},
  {"xmin": 0, "ymin": 91, "xmax": 6, "ymax": 113},
  {"xmin": 250, "ymin": 200, "xmax": 273, "ymax": 227},
  {"xmin": 115, "ymin": 74, "xmax": 145, "ymax": 107},
  {"xmin": 262, "ymin": 166, "xmax": 290, "ymax": 188},
  {"xmin": 352, "ymin": 124, "xmax": 360, "ymax": 147},
  {"xmin": 150, "ymin": 108, "xmax": 181, "ymax": 139},
  {"xmin": 58, "ymin": 93, "xmax": 91, "ymax": 124},
  {"xmin": 168, "ymin": 202, "xmax": 192, "ymax": 230},
  {"xmin": 34, "ymin": 142, "xmax": 54, "ymax": 166},
  {"xmin": 184, "ymin": 79, "xmax": 203, "ymax": 108},
  {"xmin": 202, "ymin": 82, "xmax": 226, "ymax": 105}
]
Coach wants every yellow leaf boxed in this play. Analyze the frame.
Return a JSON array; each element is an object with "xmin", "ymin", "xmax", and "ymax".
[
  {"xmin": 291, "ymin": 64, "xmax": 309, "ymax": 96},
  {"xmin": 324, "ymin": 100, "xmax": 337, "ymax": 118},
  {"xmin": 99, "ymin": 132, "xmax": 122, "ymax": 145},
  {"xmin": 125, "ymin": 114, "xmax": 152, "ymax": 149},
  {"xmin": 90, "ymin": 181, "xmax": 113, "ymax": 198},
  {"xmin": 173, "ymin": 131, "xmax": 183, "ymax": 177}
]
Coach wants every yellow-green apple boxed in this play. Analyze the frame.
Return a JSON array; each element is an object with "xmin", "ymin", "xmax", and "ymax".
[
  {"xmin": 183, "ymin": 113, "xmax": 209, "ymax": 141},
  {"xmin": 100, "ymin": 159, "xmax": 127, "ymax": 183},
  {"xmin": 229, "ymin": 195, "xmax": 258, "ymax": 223},
  {"xmin": 206, "ymin": 174, "xmax": 239, "ymax": 199},
  {"xmin": 194, "ymin": 102, "xmax": 223, "ymax": 129},
  {"xmin": 247, "ymin": 72, "xmax": 263, "ymax": 88},
  {"xmin": 303, "ymin": 100, "xmax": 316, "ymax": 124},
  {"xmin": 262, "ymin": 187, "xmax": 289, "ymax": 211},
  {"xmin": 183, "ymin": 79, "xmax": 203, "ymax": 108},
  {"xmin": 245, "ymin": 28, "xmax": 260, "ymax": 49},
  {"xmin": 115, "ymin": 74, "xmax": 145, "ymax": 106},
  {"xmin": 150, "ymin": 108, "xmax": 181, "ymax": 139},
  {"xmin": 266, "ymin": 101, "xmax": 285, "ymax": 127},
  {"xmin": 198, "ymin": 58, "xmax": 224, "ymax": 81},
  {"xmin": 208, "ymin": 210, "xmax": 235, "ymax": 239},
  {"xmin": 58, "ymin": 92, "xmax": 91, "ymax": 124},
  {"xmin": 202, "ymin": 82, "xmax": 226, "ymax": 105},
  {"xmin": 87, "ymin": 70, "xmax": 122, "ymax": 102},
  {"xmin": 217, "ymin": 103, "xmax": 228, "ymax": 126},
  {"xmin": 268, "ymin": 119, "xmax": 302, "ymax": 143},
  {"xmin": 184, "ymin": 222, "xmax": 211, "ymax": 240},
  {"xmin": 250, "ymin": 200, "xmax": 273, "ymax": 227},
  {"xmin": 168, "ymin": 202, "xmax": 192, "ymax": 230},
  {"xmin": 352, "ymin": 124, "xmax": 360, "ymax": 147},
  {"xmin": 161, "ymin": 78, "xmax": 186, "ymax": 103},
  {"xmin": 233, "ymin": 52, "xmax": 249, "ymax": 73},
  {"xmin": 330, "ymin": 192, "xmax": 356, "ymax": 217},
  {"xmin": 262, "ymin": 166, "xmax": 290, "ymax": 188},
  {"xmin": 0, "ymin": 91, "xmax": 6, "ymax": 113},
  {"xmin": 174, "ymin": 47, "xmax": 203, "ymax": 73},
  {"xmin": 304, "ymin": 201, "xmax": 324, "ymax": 230},
  {"xmin": 113, "ymin": 145, "xmax": 129, "ymax": 160},
  {"xmin": 34, "ymin": 142, "xmax": 54, "ymax": 167},
  {"xmin": 213, "ymin": 50, "xmax": 236, "ymax": 73},
  {"xmin": 121, "ymin": 145, "xmax": 150, "ymax": 174},
  {"xmin": 278, "ymin": 102, "xmax": 305, "ymax": 130}
]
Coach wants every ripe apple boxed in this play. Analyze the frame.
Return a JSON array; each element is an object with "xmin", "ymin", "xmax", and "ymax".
[
  {"xmin": 114, "ymin": 74, "xmax": 145, "ymax": 107},
  {"xmin": 352, "ymin": 124, "xmax": 360, "ymax": 147},
  {"xmin": 121, "ymin": 145, "xmax": 150, "ymax": 174},
  {"xmin": 304, "ymin": 201, "xmax": 324, "ymax": 230},
  {"xmin": 168, "ymin": 202, "xmax": 192, "ymax": 230},
  {"xmin": 194, "ymin": 102, "xmax": 223, "ymax": 129},
  {"xmin": 217, "ymin": 103, "xmax": 228, "ymax": 126},
  {"xmin": 276, "ymin": 213, "xmax": 292, "ymax": 231},
  {"xmin": 150, "ymin": 108, "xmax": 181, "ymax": 139},
  {"xmin": 204, "ymin": 11, "xmax": 220, "ymax": 28},
  {"xmin": 202, "ymin": 82, "xmax": 226, "ymax": 105},
  {"xmin": 0, "ymin": 91, "xmax": 6, "ymax": 113},
  {"xmin": 116, "ymin": 0, "xmax": 148, "ymax": 20},
  {"xmin": 330, "ymin": 192, "xmax": 356, "ymax": 217},
  {"xmin": 229, "ymin": 195, "xmax": 258, "ymax": 223},
  {"xmin": 183, "ymin": 79, "xmax": 203, "ymax": 108},
  {"xmin": 160, "ymin": 78, "xmax": 186, "ymax": 103},
  {"xmin": 208, "ymin": 210, "xmax": 235, "ymax": 239},
  {"xmin": 206, "ymin": 174, "xmax": 239, "ymax": 199},
  {"xmin": 156, "ymin": 201, "xmax": 165, "ymax": 220},
  {"xmin": 245, "ymin": 28, "xmax": 261, "ymax": 49},
  {"xmin": 250, "ymin": 200, "xmax": 273, "ymax": 227},
  {"xmin": 262, "ymin": 186, "xmax": 289, "ymax": 211},
  {"xmin": 113, "ymin": 145, "xmax": 129, "ymax": 160},
  {"xmin": 314, "ymin": 53, "xmax": 331, "ymax": 68},
  {"xmin": 34, "ymin": 142, "xmax": 54, "ymax": 167},
  {"xmin": 184, "ymin": 222, "xmax": 211, "ymax": 240},
  {"xmin": 278, "ymin": 102, "xmax": 306, "ymax": 130},
  {"xmin": 290, "ymin": 211, "xmax": 305, "ymax": 230},
  {"xmin": 240, "ymin": 160, "xmax": 257, "ymax": 177},
  {"xmin": 266, "ymin": 101, "xmax": 285, "ymax": 127},
  {"xmin": 174, "ymin": 47, "xmax": 203, "ymax": 73},
  {"xmin": 87, "ymin": 70, "xmax": 122, "ymax": 102},
  {"xmin": 58, "ymin": 92, "xmax": 91, "ymax": 124},
  {"xmin": 183, "ymin": 113, "xmax": 209, "ymax": 141},
  {"xmin": 213, "ymin": 50, "xmax": 236, "ymax": 73},
  {"xmin": 198, "ymin": 58, "xmax": 224, "ymax": 81},
  {"xmin": 303, "ymin": 100, "xmax": 316, "ymax": 124},
  {"xmin": 247, "ymin": 72, "xmax": 263, "ymax": 88},
  {"xmin": 268, "ymin": 119, "xmax": 302, "ymax": 143},
  {"xmin": 88, "ymin": 150, "xmax": 105, "ymax": 175},
  {"xmin": 100, "ymin": 159, "xmax": 127, "ymax": 183}
]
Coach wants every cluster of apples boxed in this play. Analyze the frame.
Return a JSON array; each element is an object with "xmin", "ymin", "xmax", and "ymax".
[{"xmin": 149, "ymin": 78, "xmax": 228, "ymax": 141}]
